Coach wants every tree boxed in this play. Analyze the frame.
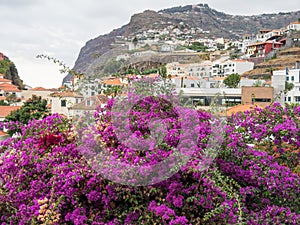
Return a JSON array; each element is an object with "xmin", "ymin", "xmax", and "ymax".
[
  {"xmin": 285, "ymin": 81, "xmax": 294, "ymax": 93},
  {"xmin": 223, "ymin": 73, "xmax": 241, "ymax": 88},
  {"xmin": 0, "ymin": 100, "xmax": 9, "ymax": 106},
  {"xmin": 159, "ymin": 65, "xmax": 167, "ymax": 79},
  {"xmin": 5, "ymin": 95, "xmax": 49, "ymax": 135}
]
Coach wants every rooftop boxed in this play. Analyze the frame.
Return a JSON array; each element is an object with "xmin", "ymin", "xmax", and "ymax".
[
  {"xmin": 0, "ymin": 106, "xmax": 21, "ymax": 118},
  {"xmin": 51, "ymin": 91, "xmax": 83, "ymax": 98},
  {"xmin": 226, "ymin": 104, "xmax": 262, "ymax": 116}
]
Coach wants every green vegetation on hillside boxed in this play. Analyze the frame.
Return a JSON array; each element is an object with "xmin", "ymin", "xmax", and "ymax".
[{"xmin": 0, "ymin": 57, "xmax": 24, "ymax": 89}]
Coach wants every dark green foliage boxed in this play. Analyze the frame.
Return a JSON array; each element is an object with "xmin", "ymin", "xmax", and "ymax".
[
  {"xmin": 187, "ymin": 42, "xmax": 208, "ymax": 52},
  {"xmin": 285, "ymin": 81, "xmax": 294, "ymax": 93},
  {"xmin": 223, "ymin": 73, "xmax": 241, "ymax": 88},
  {"xmin": 159, "ymin": 65, "xmax": 167, "ymax": 79},
  {"xmin": 5, "ymin": 95, "xmax": 49, "ymax": 135},
  {"xmin": 0, "ymin": 58, "xmax": 24, "ymax": 89},
  {"xmin": 140, "ymin": 68, "xmax": 158, "ymax": 75},
  {"xmin": 0, "ymin": 100, "xmax": 9, "ymax": 106}
]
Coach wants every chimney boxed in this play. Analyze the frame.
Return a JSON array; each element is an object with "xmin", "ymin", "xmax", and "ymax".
[{"xmin": 296, "ymin": 61, "xmax": 300, "ymax": 69}]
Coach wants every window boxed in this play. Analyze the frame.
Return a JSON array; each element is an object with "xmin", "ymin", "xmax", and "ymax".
[
  {"xmin": 252, "ymin": 98, "xmax": 271, "ymax": 102},
  {"xmin": 288, "ymin": 97, "xmax": 291, "ymax": 102},
  {"xmin": 91, "ymin": 92, "xmax": 95, "ymax": 96},
  {"xmin": 295, "ymin": 96, "xmax": 300, "ymax": 102},
  {"xmin": 61, "ymin": 100, "xmax": 67, "ymax": 107},
  {"xmin": 286, "ymin": 77, "xmax": 289, "ymax": 81},
  {"xmin": 191, "ymin": 83, "xmax": 195, "ymax": 88},
  {"xmin": 291, "ymin": 76, "xmax": 294, "ymax": 81}
]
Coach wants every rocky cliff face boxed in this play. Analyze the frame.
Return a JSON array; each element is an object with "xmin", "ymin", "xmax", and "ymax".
[
  {"xmin": 65, "ymin": 3, "xmax": 300, "ymax": 83},
  {"xmin": 0, "ymin": 53, "xmax": 24, "ymax": 89}
]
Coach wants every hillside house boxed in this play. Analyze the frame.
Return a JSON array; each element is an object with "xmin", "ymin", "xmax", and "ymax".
[
  {"xmin": 70, "ymin": 95, "xmax": 109, "ymax": 118},
  {"xmin": 246, "ymin": 41, "xmax": 283, "ymax": 57},
  {"xmin": 50, "ymin": 91, "xmax": 83, "ymax": 118},
  {"xmin": 212, "ymin": 59, "xmax": 254, "ymax": 77},
  {"xmin": 22, "ymin": 87, "xmax": 56, "ymax": 104},
  {"xmin": 287, "ymin": 21, "xmax": 300, "ymax": 32},
  {"xmin": 0, "ymin": 73, "xmax": 22, "ymax": 100},
  {"xmin": 273, "ymin": 62, "xmax": 300, "ymax": 104}
]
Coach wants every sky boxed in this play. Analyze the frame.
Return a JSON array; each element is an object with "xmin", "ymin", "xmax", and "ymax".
[{"xmin": 0, "ymin": 0, "xmax": 299, "ymax": 88}]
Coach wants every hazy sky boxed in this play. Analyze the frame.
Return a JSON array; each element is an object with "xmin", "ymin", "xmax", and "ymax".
[{"xmin": 0, "ymin": 0, "xmax": 299, "ymax": 88}]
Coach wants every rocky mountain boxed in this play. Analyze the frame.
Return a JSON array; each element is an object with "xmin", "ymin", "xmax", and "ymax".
[
  {"xmin": 0, "ymin": 52, "xmax": 24, "ymax": 89},
  {"xmin": 64, "ymin": 3, "xmax": 300, "ymax": 83}
]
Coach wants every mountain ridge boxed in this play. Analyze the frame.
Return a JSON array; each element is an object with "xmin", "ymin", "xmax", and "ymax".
[{"xmin": 64, "ymin": 4, "xmax": 300, "ymax": 83}]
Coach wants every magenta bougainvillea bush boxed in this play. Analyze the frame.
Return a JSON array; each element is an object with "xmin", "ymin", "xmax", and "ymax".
[{"xmin": 0, "ymin": 79, "xmax": 299, "ymax": 224}]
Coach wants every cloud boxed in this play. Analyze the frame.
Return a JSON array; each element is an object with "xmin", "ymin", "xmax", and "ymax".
[{"xmin": 0, "ymin": 0, "xmax": 40, "ymax": 8}]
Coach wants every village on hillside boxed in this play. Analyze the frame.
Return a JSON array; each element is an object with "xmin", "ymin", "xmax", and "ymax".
[{"xmin": 0, "ymin": 20, "xmax": 300, "ymax": 139}]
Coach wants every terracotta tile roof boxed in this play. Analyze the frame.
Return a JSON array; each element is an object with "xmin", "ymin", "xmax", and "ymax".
[
  {"xmin": 50, "ymin": 91, "xmax": 83, "ymax": 98},
  {"xmin": 30, "ymin": 87, "xmax": 49, "ymax": 91},
  {"xmin": 0, "ymin": 78, "xmax": 12, "ymax": 83},
  {"xmin": 247, "ymin": 42, "xmax": 265, "ymax": 47},
  {"xmin": 0, "ymin": 130, "xmax": 8, "ymax": 136},
  {"xmin": 226, "ymin": 104, "xmax": 262, "ymax": 116},
  {"xmin": 184, "ymin": 76, "xmax": 200, "ymax": 81},
  {"xmin": 0, "ymin": 106, "xmax": 21, "ymax": 118},
  {"xmin": 0, "ymin": 83, "xmax": 21, "ymax": 92},
  {"xmin": 291, "ymin": 21, "xmax": 300, "ymax": 25},
  {"xmin": 104, "ymin": 78, "xmax": 124, "ymax": 86}
]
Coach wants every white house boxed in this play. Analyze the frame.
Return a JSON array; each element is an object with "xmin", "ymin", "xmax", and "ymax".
[
  {"xmin": 287, "ymin": 22, "xmax": 300, "ymax": 32},
  {"xmin": 50, "ymin": 91, "xmax": 83, "ymax": 118},
  {"xmin": 70, "ymin": 95, "xmax": 109, "ymax": 118},
  {"xmin": 273, "ymin": 62, "xmax": 300, "ymax": 104},
  {"xmin": 216, "ymin": 59, "xmax": 254, "ymax": 77}
]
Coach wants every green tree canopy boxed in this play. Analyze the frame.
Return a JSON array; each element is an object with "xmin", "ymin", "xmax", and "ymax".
[
  {"xmin": 285, "ymin": 81, "xmax": 294, "ymax": 93},
  {"xmin": 223, "ymin": 73, "xmax": 241, "ymax": 88},
  {"xmin": 5, "ymin": 95, "xmax": 49, "ymax": 132}
]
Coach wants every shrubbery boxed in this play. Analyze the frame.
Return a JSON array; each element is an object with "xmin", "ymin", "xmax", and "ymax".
[{"xmin": 0, "ymin": 78, "xmax": 299, "ymax": 224}]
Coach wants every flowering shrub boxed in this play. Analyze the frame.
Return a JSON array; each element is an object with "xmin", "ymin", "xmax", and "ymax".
[{"xmin": 0, "ymin": 78, "xmax": 299, "ymax": 224}]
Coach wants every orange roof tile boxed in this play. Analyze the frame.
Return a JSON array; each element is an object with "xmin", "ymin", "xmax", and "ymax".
[
  {"xmin": 50, "ymin": 91, "xmax": 83, "ymax": 98},
  {"xmin": 104, "ymin": 78, "xmax": 124, "ymax": 86},
  {"xmin": 30, "ymin": 87, "xmax": 49, "ymax": 91},
  {"xmin": 247, "ymin": 42, "xmax": 265, "ymax": 47},
  {"xmin": 0, "ymin": 83, "xmax": 21, "ymax": 92},
  {"xmin": 0, "ymin": 106, "xmax": 21, "ymax": 118},
  {"xmin": 291, "ymin": 21, "xmax": 300, "ymax": 25},
  {"xmin": 226, "ymin": 104, "xmax": 262, "ymax": 116},
  {"xmin": 0, "ymin": 78, "xmax": 12, "ymax": 83},
  {"xmin": 0, "ymin": 130, "xmax": 8, "ymax": 136}
]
